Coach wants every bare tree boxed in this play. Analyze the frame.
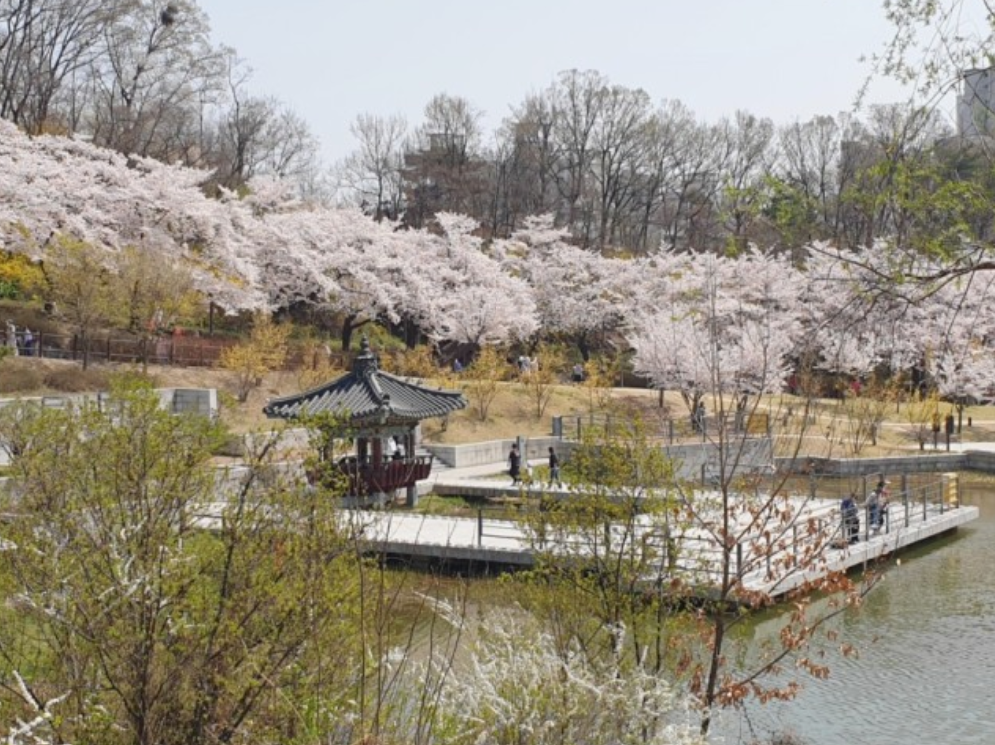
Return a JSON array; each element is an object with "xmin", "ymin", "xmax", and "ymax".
[
  {"xmin": 588, "ymin": 83, "xmax": 652, "ymax": 250},
  {"xmin": 82, "ymin": 0, "xmax": 227, "ymax": 160},
  {"xmin": 661, "ymin": 117, "xmax": 725, "ymax": 251},
  {"xmin": 202, "ymin": 58, "xmax": 321, "ymax": 193},
  {"xmin": 628, "ymin": 100, "xmax": 695, "ymax": 252},
  {"xmin": 716, "ymin": 110, "xmax": 777, "ymax": 250},
  {"xmin": 498, "ymin": 89, "xmax": 562, "ymax": 225},
  {"xmin": 402, "ymin": 93, "xmax": 488, "ymax": 226},
  {"xmin": 551, "ymin": 69, "xmax": 607, "ymax": 246},
  {"xmin": 0, "ymin": 0, "xmax": 116, "ymax": 133},
  {"xmin": 337, "ymin": 112, "xmax": 407, "ymax": 220},
  {"xmin": 777, "ymin": 114, "xmax": 854, "ymax": 244}
]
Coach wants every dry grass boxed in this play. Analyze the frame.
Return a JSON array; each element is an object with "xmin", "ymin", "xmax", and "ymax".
[
  {"xmin": 0, "ymin": 357, "xmax": 125, "ymax": 395},
  {"xmin": 5, "ymin": 357, "xmax": 995, "ymax": 455}
]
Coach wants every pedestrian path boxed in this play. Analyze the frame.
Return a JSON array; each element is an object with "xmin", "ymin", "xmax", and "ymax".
[
  {"xmin": 347, "ymin": 495, "xmax": 976, "ymax": 600},
  {"xmin": 361, "ymin": 459, "xmax": 981, "ymax": 600}
]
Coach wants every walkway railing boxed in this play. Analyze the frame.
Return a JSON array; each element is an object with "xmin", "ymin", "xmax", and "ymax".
[
  {"xmin": 461, "ymin": 472, "xmax": 961, "ymax": 594},
  {"xmin": 552, "ymin": 412, "xmax": 770, "ymax": 444},
  {"xmin": 844, "ymin": 477, "xmax": 958, "ymax": 543}
]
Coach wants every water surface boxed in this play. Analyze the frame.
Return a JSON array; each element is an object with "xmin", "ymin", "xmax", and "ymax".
[{"xmin": 715, "ymin": 481, "xmax": 995, "ymax": 744}]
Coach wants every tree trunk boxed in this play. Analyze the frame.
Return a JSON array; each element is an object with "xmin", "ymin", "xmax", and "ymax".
[
  {"xmin": 576, "ymin": 332, "xmax": 591, "ymax": 362},
  {"xmin": 404, "ymin": 318, "xmax": 421, "ymax": 349},
  {"xmin": 340, "ymin": 314, "xmax": 357, "ymax": 351}
]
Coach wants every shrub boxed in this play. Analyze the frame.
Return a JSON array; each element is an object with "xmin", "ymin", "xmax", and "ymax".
[
  {"xmin": 0, "ymin": 251, "xmax": 46, "ymax": 299},
  {"xmin": 212, "ymin": 434, "xmax": 246, "ymax": 457},
  {"xmin": 464, "ymin": 346, "xmax": 504, "ymax": 421},
  {"xmin": 295, "ymin": 338, "xmax": 341, "ymax": 390},
  {"xmin": 220, "ymin": 313, "xmax": 290, "ymax": 402},
  {"xmin": 396, "ymin": 345, "xmax": 439, "ymax": 378}
]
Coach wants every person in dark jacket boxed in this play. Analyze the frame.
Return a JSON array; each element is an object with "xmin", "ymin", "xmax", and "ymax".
[
  {"xmin": 548, "ymin": 446, "xmax": 561, "ymax": 488},
  {"xmin": 509, "ymin": 443, "xmax": 522, "ymax": 485},
  {"xmin": 841, "ymin": 493, "xmax": 860, "ymax": 544}
]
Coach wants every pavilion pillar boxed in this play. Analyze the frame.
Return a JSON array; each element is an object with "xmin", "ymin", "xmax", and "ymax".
[
  {"xmin": 406, "ymin": 425, "xmax": 420, "ymax": 507},
  {"xmin": 357, "ymin": 438, "xmax": 369, "ymax": 463},
  {"xmin": 371, "ymin": 437, "xmax": 383, "ymax": 464}
]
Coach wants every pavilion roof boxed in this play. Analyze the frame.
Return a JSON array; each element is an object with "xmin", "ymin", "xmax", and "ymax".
[{"xmin": 263, "ymin": 337, "xmax": 466, "ymax": 423}]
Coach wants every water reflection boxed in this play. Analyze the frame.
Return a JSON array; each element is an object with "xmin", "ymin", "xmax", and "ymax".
[{"xmin": 715, "ymin": 483, "xmax": 995, "ymax": 744}]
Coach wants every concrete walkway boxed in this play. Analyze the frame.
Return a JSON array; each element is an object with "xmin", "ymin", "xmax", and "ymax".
[
  {"xmin": 353, "ymin": 490, "xmax": 977, "ymax": 599},
  {"xmin": 387, "ymin": 453, "xmax": 981, "ymax": 600}
]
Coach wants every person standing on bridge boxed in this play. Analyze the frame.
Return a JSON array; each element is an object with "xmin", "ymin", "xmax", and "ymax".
[
  {"xmin": 509, "ymin": 443, "xmax": 522, "ymax": 485},
  {"xmin": 875, "ymin": 479, "xmax": 890, "ymax": 532},
  {"xmin": 867, "ymin": 479, "xmax": 889, "ymax": 534},
  {"xmin": 841, "ymin": 493, "xmax": 860, "ymax": 544},
  {"xmin": 865, "ymin": 485, "xmax": 879, "ymax": 535}
]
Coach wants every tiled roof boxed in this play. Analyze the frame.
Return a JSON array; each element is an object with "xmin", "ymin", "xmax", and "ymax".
[{"xmin": 263, "ymin": 337, "xmax": 466, "ymax": 423}]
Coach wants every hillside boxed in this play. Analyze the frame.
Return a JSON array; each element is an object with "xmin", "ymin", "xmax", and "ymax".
[
  {"xmin": 0, "ymin": 355, "xmax": 591, "ymax": 442},
  {"xmin": 6, "ymin": 353, "xmax": 995, "ymax": 463}
]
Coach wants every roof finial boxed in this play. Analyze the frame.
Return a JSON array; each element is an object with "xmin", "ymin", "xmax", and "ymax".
[{"xmin": 353, "ymin": 334, "xmax": 379, "ymax": 375}]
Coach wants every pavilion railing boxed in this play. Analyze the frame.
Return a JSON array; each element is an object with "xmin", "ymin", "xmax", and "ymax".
[{"xmin": 337, "ymin": 455, "xmax": 434, "ymax": 494}]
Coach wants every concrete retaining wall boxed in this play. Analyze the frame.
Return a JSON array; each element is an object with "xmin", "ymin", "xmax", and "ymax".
[
  {"xmin": 781, "ymin": 452, "xmax": 971, "ymax": 477},
  {"xmin": 0, "ymin": 389, "xmax": 218, "ymax": 466},
  {"xmin": 665, "ymin": 439, "xmax": 774, "ymax": 481},
  {"xmin": 425, "ymin": 437, "xmax": 575, "ymax": 469},
  {"xmin": 964, "ymin": 450, "xmax": 995, "ymax": 472},
  {"xmin": 427, "ymin": 434, "xmax": 995, "ymax": 481},
  {"xmin": 0, "ymin": 388, "xmax": 217, "ymax": 419}
]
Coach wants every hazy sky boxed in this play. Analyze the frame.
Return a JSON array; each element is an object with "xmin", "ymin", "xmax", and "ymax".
[{"xmin": 197, "ymin": 0, "xmax": 928, "ymax": 167}]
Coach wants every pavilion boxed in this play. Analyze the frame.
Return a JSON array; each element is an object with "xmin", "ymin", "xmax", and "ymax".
[{"xmin": 263, "ymin": 337, "xmax": 467, "ymax": 506}]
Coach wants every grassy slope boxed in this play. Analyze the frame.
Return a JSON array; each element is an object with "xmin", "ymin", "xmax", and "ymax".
[{"xmin": 6, "ymin": 355, "xmax": 995, "ymax": 459}]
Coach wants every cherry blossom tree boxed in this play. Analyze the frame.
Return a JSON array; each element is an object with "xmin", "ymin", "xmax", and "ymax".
[
  {"xmin": 629, "ymin": 247, "xmax": 799, "ymax": 416},
  {"xmin": 797, "ymin": 244, "xmax": 925, "ymax": 383},
  {"xmin": 247, "ymin": 208, "xmax": 537, "ymax": 353},
  {"xmin": 0, "ymin": 119, "xmax": 266, "ymax": 310},
  {"xmin": 922, "ymin": 271, "xmax": 995, "ymax": 428},
  {"xmin": 257, "ymin": 206, "xmax": 403, "ymax": 347},
  {"xmin": 799, "ymin": 242, "xmax": 995, "ymax": 406},
  {"xmin": 0, "ymin": 121, "xmax": 539, "ymax": 351},
  {"xmin": 406, "ymin": 213, "xmax": 537, "ymax": 350},
  {"xmin": 499, "ymin": 214, "xmax": 640, "ymax": 359}
]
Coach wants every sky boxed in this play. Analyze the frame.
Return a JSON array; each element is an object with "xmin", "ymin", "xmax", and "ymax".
[{"xmin": 196, "ymin": 0, "xmax": 937, "ymax": 168}]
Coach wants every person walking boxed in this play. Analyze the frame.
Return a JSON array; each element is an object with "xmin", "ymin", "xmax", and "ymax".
[
  {"xmin": 693, "ymin": 401, "xmax": 706, "ymax": 433},
  {"xmin": 509, "ymin": 443, "xmax": 522, "ymax": 485},
  {"xmin": 548, "ymin": 446, "xmax": 562, "ymax": 488}
]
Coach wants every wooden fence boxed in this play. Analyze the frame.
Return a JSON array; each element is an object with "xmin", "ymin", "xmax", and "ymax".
[{"xmin": 7, "ymin": 331, "xmax": 389, "ymax": 370}]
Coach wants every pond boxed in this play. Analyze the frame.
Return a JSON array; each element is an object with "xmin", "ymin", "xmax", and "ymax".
[{"xmin": 714, "ymin": 477, "xmax": 995, "ymax": 744}]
